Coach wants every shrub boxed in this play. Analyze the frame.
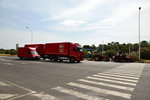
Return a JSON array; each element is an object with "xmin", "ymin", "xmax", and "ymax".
[
  {"xmin": 141, "ymin": 49, "xmax": 150, "ymax": 59},
  {"xmin": 129, "ymin": 51, "xmax": 139, "ymax": 61},
  {"xmin": 105, "ymin": 50, "xmax": 116, "ymax": 58},
  {"xmin": 10, "ymin": 51, "xmax": 17, "ymax": 55}
]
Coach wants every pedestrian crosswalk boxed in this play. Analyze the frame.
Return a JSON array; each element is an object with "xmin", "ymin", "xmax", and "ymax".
[{"xmin": 51, "ymin": 63, "xmax": 145, "ymax": 100}]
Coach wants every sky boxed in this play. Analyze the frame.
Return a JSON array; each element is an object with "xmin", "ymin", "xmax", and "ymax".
[{"xmin": 0, "ymin": 0, "xmax": 150, "ymax": 49}]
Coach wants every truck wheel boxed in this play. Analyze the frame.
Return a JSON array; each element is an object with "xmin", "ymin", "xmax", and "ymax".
[
  {"xmin": 19, "ymin": 57, "xmax": 23, "ymax": 60},
  {"xmin": 43, "ymin": 57, "xmax": 46, "ymax": 60},
  {"xmin": 69, "ymin": 57, "xmax": 75, "ymax": 63},
  {"xmin": 94, "ymin": 56, "xmax": 99, "ymax": 61},
  {"xmin": 77, "ymin": 61, "xmax": 80, "ymax": 63},
  {"xmin": 59, "ymin": 59, "xmax": 63, "ymax": 62},
  {"xmin": 36, "ymin": 58, "xmax": 40, "ymax": 61}
]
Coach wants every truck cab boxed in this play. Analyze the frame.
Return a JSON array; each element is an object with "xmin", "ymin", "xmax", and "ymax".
[
  {"xmin": 69, "ymin": 43, "xmax": 84, "ymax": 62},
  {"xmin": 17, "ymin": 47, "xmax": 40, "ymax": 60}
]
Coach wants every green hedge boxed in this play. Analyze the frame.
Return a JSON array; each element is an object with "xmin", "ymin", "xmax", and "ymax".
[
  {"xmin": 105, "ymin": 50, "xmax": 116, "ymax": 58},
  {"xmin": 141, "ymin": 49, "xmax": 150, "ymax": 59}
]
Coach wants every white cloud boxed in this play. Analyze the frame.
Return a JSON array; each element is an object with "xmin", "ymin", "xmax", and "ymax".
[
  {"xmin": 46, "ymin": 0, "xmax": 106, "ymax": 21},
  {"xmin": 61, "ymin": 19, "xmax": 87, "ymax": 26}
]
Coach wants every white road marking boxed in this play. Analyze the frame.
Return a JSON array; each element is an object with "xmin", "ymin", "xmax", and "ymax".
[
  {"xmin": 0, "ymin": 58, "xmax": 12, "ymax": 63},
  {"xmin": 4, "ymin": 63, "xmax": 13, "ymax": 65},
  {"xmin": 33, "ymin": 92, "xmax": 57, "ymax": 100},
  {"xmin": 52, "ymin": 86, "xmax": 108, "ymax": 100},
  {"xmin": 104, "ymin": 71, "xmax": 140, "ymax": 76},
  {"xmin": 106, "ymin": 69, "xmax": 142, "ymax": 73},
  {"xmin": 93, "ymin": 74, "xmax": 138, "ymax": 83},
  {"xmin": 67, "ymin": 82, "xmax": 131, "ymax": 99},
  {"xmin": 78, "ymin": 79, "xmax": 134, "ymax": 91},
  {"xmin": 103, "ymin": 72, "xmax": 140, "ymax": 77},
  {"xmin": 86, "ymin": 76, "xmax": 136, "ymax": 86},
  {"xmin": 21, "ymin": 62, "xmax": 26, "ymax": 64},
  {"xmin": 5, "ymin": 81, "xmax": 34, "ymax": 92},
  {"xmin": 4, "ymin": 81, "xmax": 57, "ymax": 100},
  {"xmin": 98, "ymin": 73, "xmax": 139, "ymax": 80},
  {"xmin": 8, "ymin": 92, "xmax": 35, "ymax": 100},
  {"xmin": 104, "ymin": 63, "xmax": 145, "ymax": 77},
  {"xmin": 0, "ymin": 81, "xmax": 11, "ymax": 86},
  {"xmin": 0, "ymin": 94, "xmax": 19, "ymax": 99}
]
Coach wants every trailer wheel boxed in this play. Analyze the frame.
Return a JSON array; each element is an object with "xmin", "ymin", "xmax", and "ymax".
[{"xmin": 69, "ymin": 57, "xmax": 75, "ymax": 63}]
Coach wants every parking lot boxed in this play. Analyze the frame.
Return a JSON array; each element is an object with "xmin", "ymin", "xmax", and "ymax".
[{"xmin": 0, "ymin": 56, "xmax": 150, "ymax": 100}]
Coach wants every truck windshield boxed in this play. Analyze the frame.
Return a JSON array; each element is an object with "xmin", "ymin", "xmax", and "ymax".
[
  {"xmin": 77, "ymin": 46, "xmax": 83, "ymax": 52},
  {"xmin": 30, "ymin": 51, "xmax": 38, "ymax": 55}
]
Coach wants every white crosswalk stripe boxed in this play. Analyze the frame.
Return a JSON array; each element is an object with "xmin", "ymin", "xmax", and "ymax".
[
  {"xmin": 97, "ymin": 73, "xmax": 139, "ymax": 80},
  {"xmin": 104, "ymin": 71, "xmax": 140, "ymax": 76},
  {"xmin": 78, "ymin": 79, "xmax": 134, "ymax": 91},
  {"xmin": 52, "ymin": 86, "xmax": 109, "ymax": 100},
  {"xmin": 86, "ymin": 76, "xmax": 137, "ymax": 86},
  {"xmin": 103, "ymin": 72, "xmax": 140, "ymax": 77},
  {"xmin": 92, "ymin": 74, "xmax": 138, "ymax": 83},
  {"xmin": 67, "ymin": 82, "xmax": 132, "ymax": 99}
]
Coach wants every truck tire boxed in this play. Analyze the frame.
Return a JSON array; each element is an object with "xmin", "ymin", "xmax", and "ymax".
[
  {"xmin": 43, "ymin": 57, "xmax": 46, "ymax": 60},
  {"xmin": 19, "ymin": 57, "xmax": 23, "ymax": 60},
  {"xmin": 36, "ymin": 58, "xmax": 40, "ymax": 61},
  {"xmin": 94, "ymin": 56, "xmax": 99, "ymax": 61},
  {"xmin": 77, "ymin": 61, "xmax": 80, "ymax": 63},
  {"xmin": 69, "ymin": 57, "xmax": 75, "ymax": 63}
]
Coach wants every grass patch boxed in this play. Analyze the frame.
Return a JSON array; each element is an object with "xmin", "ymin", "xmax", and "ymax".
[{"xmin": 0, "ymin": 53, "xmax": 17, "ymax": 56}]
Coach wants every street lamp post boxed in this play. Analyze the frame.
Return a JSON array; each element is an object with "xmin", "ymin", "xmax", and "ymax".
[
  {"xmin": 102, "ymin": 40, "xmax": 104, "ymax": 56},
  {"xmin": 26, "ymin": 27, "xmax": 33, "ymax": 44},
  {"xmin": 139, "ymin": 7, "xmax": 141, "ymax": 60}
]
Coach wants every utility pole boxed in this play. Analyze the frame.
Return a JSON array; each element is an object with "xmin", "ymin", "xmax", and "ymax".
[
  {"xmin": 102, "ymin": 40, "xmax": 104, "ymax": 56},
  {"xmin": 129, "ymin": 44, "xmax": 130, "ymax": 55},
  {"xmin": 138, "ymin": 7, "xmax": 141, "ymax": 60}
]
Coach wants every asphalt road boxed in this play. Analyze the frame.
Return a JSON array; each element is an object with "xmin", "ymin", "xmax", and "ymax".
[{"xmin": 0, "ymin": 56, "xmax": 150, "ymax": 100}]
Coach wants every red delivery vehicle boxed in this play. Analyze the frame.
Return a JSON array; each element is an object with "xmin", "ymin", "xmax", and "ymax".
[
  {"xmin": 25, "ymin": 44, "xmax": 45, "ymax": 58},
  {"xmin": 25, "ymin": 42, "xmax": 84, "ymax": 62},
  {"xmin": 17, "ymin": 47, "xmax": 40, "ymax": 60}
]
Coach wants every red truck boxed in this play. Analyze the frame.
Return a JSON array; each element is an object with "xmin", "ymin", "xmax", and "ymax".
[
  {"xmin": 17, "ymin": 47, "xmax": 40, "ymax": 60},
  {"xmin": 25, "ymin": 42, "xmax": 84, "ymax": 62}
]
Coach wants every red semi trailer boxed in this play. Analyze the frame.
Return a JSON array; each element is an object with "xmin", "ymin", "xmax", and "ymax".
[
  {"xmin": 25, "ymin": 42, "xmax": 84, "ymax": 62},
  {"xmin": 17, "ymin": 47, "xmax": 40, "ymax": 60}
]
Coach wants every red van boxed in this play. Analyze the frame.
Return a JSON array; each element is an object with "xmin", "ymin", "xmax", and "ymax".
[{"xmin": 17, "ymin": 47, "xmax": 40, "ymax": 60}]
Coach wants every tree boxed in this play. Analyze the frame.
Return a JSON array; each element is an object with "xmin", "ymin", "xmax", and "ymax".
[
  {"xmin": 141, "ymin": 40, "xmax": 149, "ymax": 47},
  {"xmin": 83, "ymin": 45, "xmax": 91, "ymax": 49},
  {"xmin": 105, "ymin": 50, "xmax": 116, "ymax": 58},
  {"xmin": 91, "ymin": 44, "xmax": 96, "ymax": 50},
  {"xmin": 133, "ymin": 43, "xmax": 139, "ymax": 51}
]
